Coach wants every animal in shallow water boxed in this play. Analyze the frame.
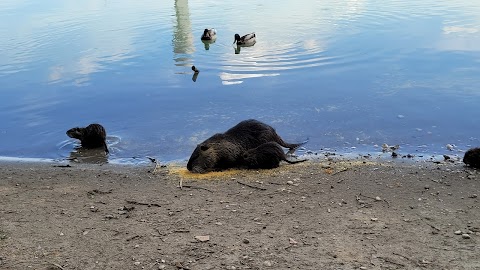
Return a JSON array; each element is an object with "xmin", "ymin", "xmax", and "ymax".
[
  {"xmin": 233, "ymin": 33, "xmax": 256, "ymax": 46},
  {"xmin": 201, "ymin": 28, "xmax": 217, "ymax": 41},
  {"xmin": 241, "ymin": 142, "xmax": 307, "ymax": 169},
  {"xmin": 66, "ymin": 123, "xmax": 109, "ymax": 153},
  {"xmin": 191, "ymin": 65, "xmax": 199, "ymax": 73},
  {"xmin": 463, "ymin": 147, "xmax": 480, "ymax": 168},
  {"xmin": 187, "ymin": 119, "xmax": 306, "ymax": 173}
]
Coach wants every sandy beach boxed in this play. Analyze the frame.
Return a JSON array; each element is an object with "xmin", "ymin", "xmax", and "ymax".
[{"xmin": 0, "ymin": 159, "xmax": 479, "ymax": 270}]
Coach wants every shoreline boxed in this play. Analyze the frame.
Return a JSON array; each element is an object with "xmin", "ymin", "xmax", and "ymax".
[{"xmin": 1, "ymin": 159, "xmax": 478, "ymax": 269}]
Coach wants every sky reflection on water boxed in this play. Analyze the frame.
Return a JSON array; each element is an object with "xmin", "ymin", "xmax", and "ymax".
[{"xmin": 0, "ymin": 0, "xmax": 479, "ymax": 163}]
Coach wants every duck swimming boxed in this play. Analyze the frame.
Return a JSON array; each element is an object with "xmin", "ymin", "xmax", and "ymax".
[
  {"xmin": 233, "ymin": 33, "xmax": 256, "ymax": 46},
  {"xmin": 201, "ymin": 28, "xmax": 217, "ymax": 41}
]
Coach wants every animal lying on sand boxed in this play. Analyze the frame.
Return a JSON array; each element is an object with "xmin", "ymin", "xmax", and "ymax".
[
  {"xmin": 241, "ymin": 142, "xmax": 307, "ymax": 169},
  {"xmin": 463, "ymin": 147, "xmax": 480, "ymax": 169},
  {"xmin": 187, "ymin": 119, "xmax": 306, "ymax": 173}
]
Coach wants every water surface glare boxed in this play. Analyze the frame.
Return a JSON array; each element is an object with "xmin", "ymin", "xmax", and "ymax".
[{"xmin": 1, "ymin": 0, "xmax": 480, "ymax": 163}]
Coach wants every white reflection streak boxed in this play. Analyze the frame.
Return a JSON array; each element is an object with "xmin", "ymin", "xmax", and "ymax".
[
  {"xmin": 220, "ymin": 72, "xmax": 280, "ymax": 85},
  {"xmin": 173, "ymin": 0, "xmax": 195, "ymax": 66}
]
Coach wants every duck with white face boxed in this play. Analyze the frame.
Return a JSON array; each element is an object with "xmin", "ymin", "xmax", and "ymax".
[{"xmin": 201, "ymin": 28, "xmax": 217, "ymax": 41}]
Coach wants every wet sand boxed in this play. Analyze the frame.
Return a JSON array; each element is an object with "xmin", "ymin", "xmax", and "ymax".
[{"xmin": 0, "ymin": 159, "xmax": 479, "ymax": 269}]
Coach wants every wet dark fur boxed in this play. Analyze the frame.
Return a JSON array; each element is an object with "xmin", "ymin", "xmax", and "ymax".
[
  {"xmin": 241, "ymin": 142, "xmax": 307, "ymax": 169},
  {"xmin": 66, "ymin": 123, "xmax": 109, "ymax": 153},
  {"xmin": 187, "ymin": 119, "xmax": 306, "ymax": 173},
  {"xmin": 463, "ymin": 147, "xmax": 480, "ymax": 168}
]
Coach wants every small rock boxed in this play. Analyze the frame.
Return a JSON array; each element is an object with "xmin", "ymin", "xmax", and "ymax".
[
  {"xmin": 195, "ymin": 235, "xmax": 210, "ymax": 242},
  {"xmin": 158, "ymin": 264, "xmax": 166, "ymax": 269},
  {"xmin": 375, "ymin": 196, "xmax": 381, "ymax": 201},
  {"xmin": 468, "ymin": 194, "xmax": 478, "ymax": 198},
  {"xmin": 454, "ymin": 230, "xmax": 462, "ymax": 235},
  {"xmin": 242, "ymin": 239, "xmax": 250, "ymax": 244},
  {"xmin": 133, "ymin": 261, "xmax": 140, "ymax": 265},
  {"xmin": 289, "ymin": 238, "xmax": 298, "ymax": 245},
  {"xmin": 446, "ymin": 144, "xmax": 455, "ymax": 151},
  {"xmin": 263, "ymin": 260, "xmax": 272, "ymax": 267},
  {"xmin": 286, "ymin": 181, "xmax": 294, "ymax": 185},
  {"xmin": 371, "ymin": 218, "xmax": 378, "ymax": 222},
  {"xmin": 462, "ymin": 234, "xmax": 471, "ymax": 239}
]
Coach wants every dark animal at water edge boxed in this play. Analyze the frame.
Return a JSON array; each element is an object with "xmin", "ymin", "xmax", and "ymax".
[
  {"xmin": 187, "ymin": 119, "xmax": 307, "ymax": 173},
  {"xmin": 241, "ymin": 142, "xmax": 307, "ymax": 169},
  {"xmin": 463, "ymin": 147, "xmax": 480, "ymax": 169},
  {"xmin": 66, "ymin": 123, "xmax": 109, "ymax": 154}
]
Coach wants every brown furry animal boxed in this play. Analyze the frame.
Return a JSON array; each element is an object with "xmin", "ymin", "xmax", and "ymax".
[
  {"xmin": 187, "ymin": 119, "xmax": 306, "ymax": 173},
  {"xmin": 66, "ymin": 123, "xmax": 109, "ymax": 154},
  {"xmin": 241, "ymin": 142, "xmax": 307, "ymax": 169},
  {"xmin": 463, "ymin": 147, "xmax": 480, "ymax": 168}
]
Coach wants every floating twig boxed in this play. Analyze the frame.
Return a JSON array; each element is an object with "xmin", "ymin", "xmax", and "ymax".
[{"xmin": 236, "ymin": 180, "xmax": 267, "ymax": 190}]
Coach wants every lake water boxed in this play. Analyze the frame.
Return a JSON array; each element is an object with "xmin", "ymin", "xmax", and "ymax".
[{"xmin": 1, "ymin": 0, "xmax": 479, "ymax": 164}]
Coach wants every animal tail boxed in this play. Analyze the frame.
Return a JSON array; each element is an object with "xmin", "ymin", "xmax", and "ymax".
[
  {"xmin": 283, "ymin": 138, "xmax": 309, "ymax": 155},
  {"xmin": 284, "ymin": 158, "xmax": 307, "ymax": 164},
  {"xmin": 104, "ymin": 142, "xmax": 109, "ymax": 154}
]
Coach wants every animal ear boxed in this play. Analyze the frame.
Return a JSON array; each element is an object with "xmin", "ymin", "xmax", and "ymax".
[{"xmin": 200, "ymin": 145, "xmax": 209, "ymax": 151}]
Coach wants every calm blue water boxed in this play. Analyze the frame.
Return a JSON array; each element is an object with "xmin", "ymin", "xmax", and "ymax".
[{"xmin": 1, "ymin": 0, "xmax": 479, "ymax": 163}]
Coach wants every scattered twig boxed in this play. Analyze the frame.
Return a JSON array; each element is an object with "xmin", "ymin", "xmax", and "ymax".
[
  {"xmin": 49, "ymin": 262, "xmax": 65, "ymax": 270},
  {"xmin": 415, "ymin": 214, "xmax": 441, "ymax": 232},
  {"xmin": 173, "ymin": 229, "xmax": 190, "ymax": 233},
  {"xmin": 147, "ymin": 156, "xmax": 163, "ymax": 174},
  {"xmin": 179, "ymin": 178, "xmax": 183, "ymax": 189},
  {"xmin": 393, "ymin": 252, "xmax": 420, "ymax": 266},
  {"xmin": 236, "ymin": 180, "xmax": 267, "ymax": 190},
  {"xmin": 359, "ymin": 193, "xmax": 390, "ymax": 207},
  {"xmin": 377, "ymin": 256, "xmax": 405, "ymax": 267},
  {"xmin": 88, "ymin": 189, "xmax": 113, "ymax": 195},
  {"xmin": 181, "ymin": 185, "xmax": 213, "ymax": 192},
  {"xmin": 53, "ymin": 164, "xmax": 71, "ymax": 168},
  {"xmin": 126, "ymin": 200, "xmax": 162, "ymax": 207},
  {"xmin": 332, "ymin": 167, "xmax": 348, "ymax": 176},
  {"xmin": 268, "ymin": 182, "xmax": 284, "ymax": 185},
  {"xmin": 126, "ymin": 235, "xmax": 141, "ymax": 242}
]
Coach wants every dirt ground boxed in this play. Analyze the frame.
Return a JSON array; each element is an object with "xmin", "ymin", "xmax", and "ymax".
[{"xmin": 0, "ymin": 159, "xmax": 479, "ymax": 270}]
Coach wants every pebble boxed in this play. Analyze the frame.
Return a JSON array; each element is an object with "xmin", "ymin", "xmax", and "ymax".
[
  {"xmin": 133, "ymin": 261, "xmax": 140, "ymax": 265},
  {"xmin": 468, "ymin": 194, "xmax": 478, "ymax": 198},
  {"xmin": 462, "ymin": 234, "xmax": 471, "ymax": 239},
  {"xmin": 263, "ymin": 261, "xmax": 272, "ymax": 267},
  {"xmin": 242, "ymin": 239, "xmax": 250, "ymax": 244},
  {"xmin": 375, "ymin": 196, "xmax": 381, "ymax": 201},
  {"xmin": 371, "ymin": 218, "xmax": 378, "ymax": 222},
  {"xmin": 454, "ymin": 230, "xmax": 462, "ymax": 235},
  {"xmin": 286, "ymin": 181, "xmax": 294, "ymax": 185}
]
